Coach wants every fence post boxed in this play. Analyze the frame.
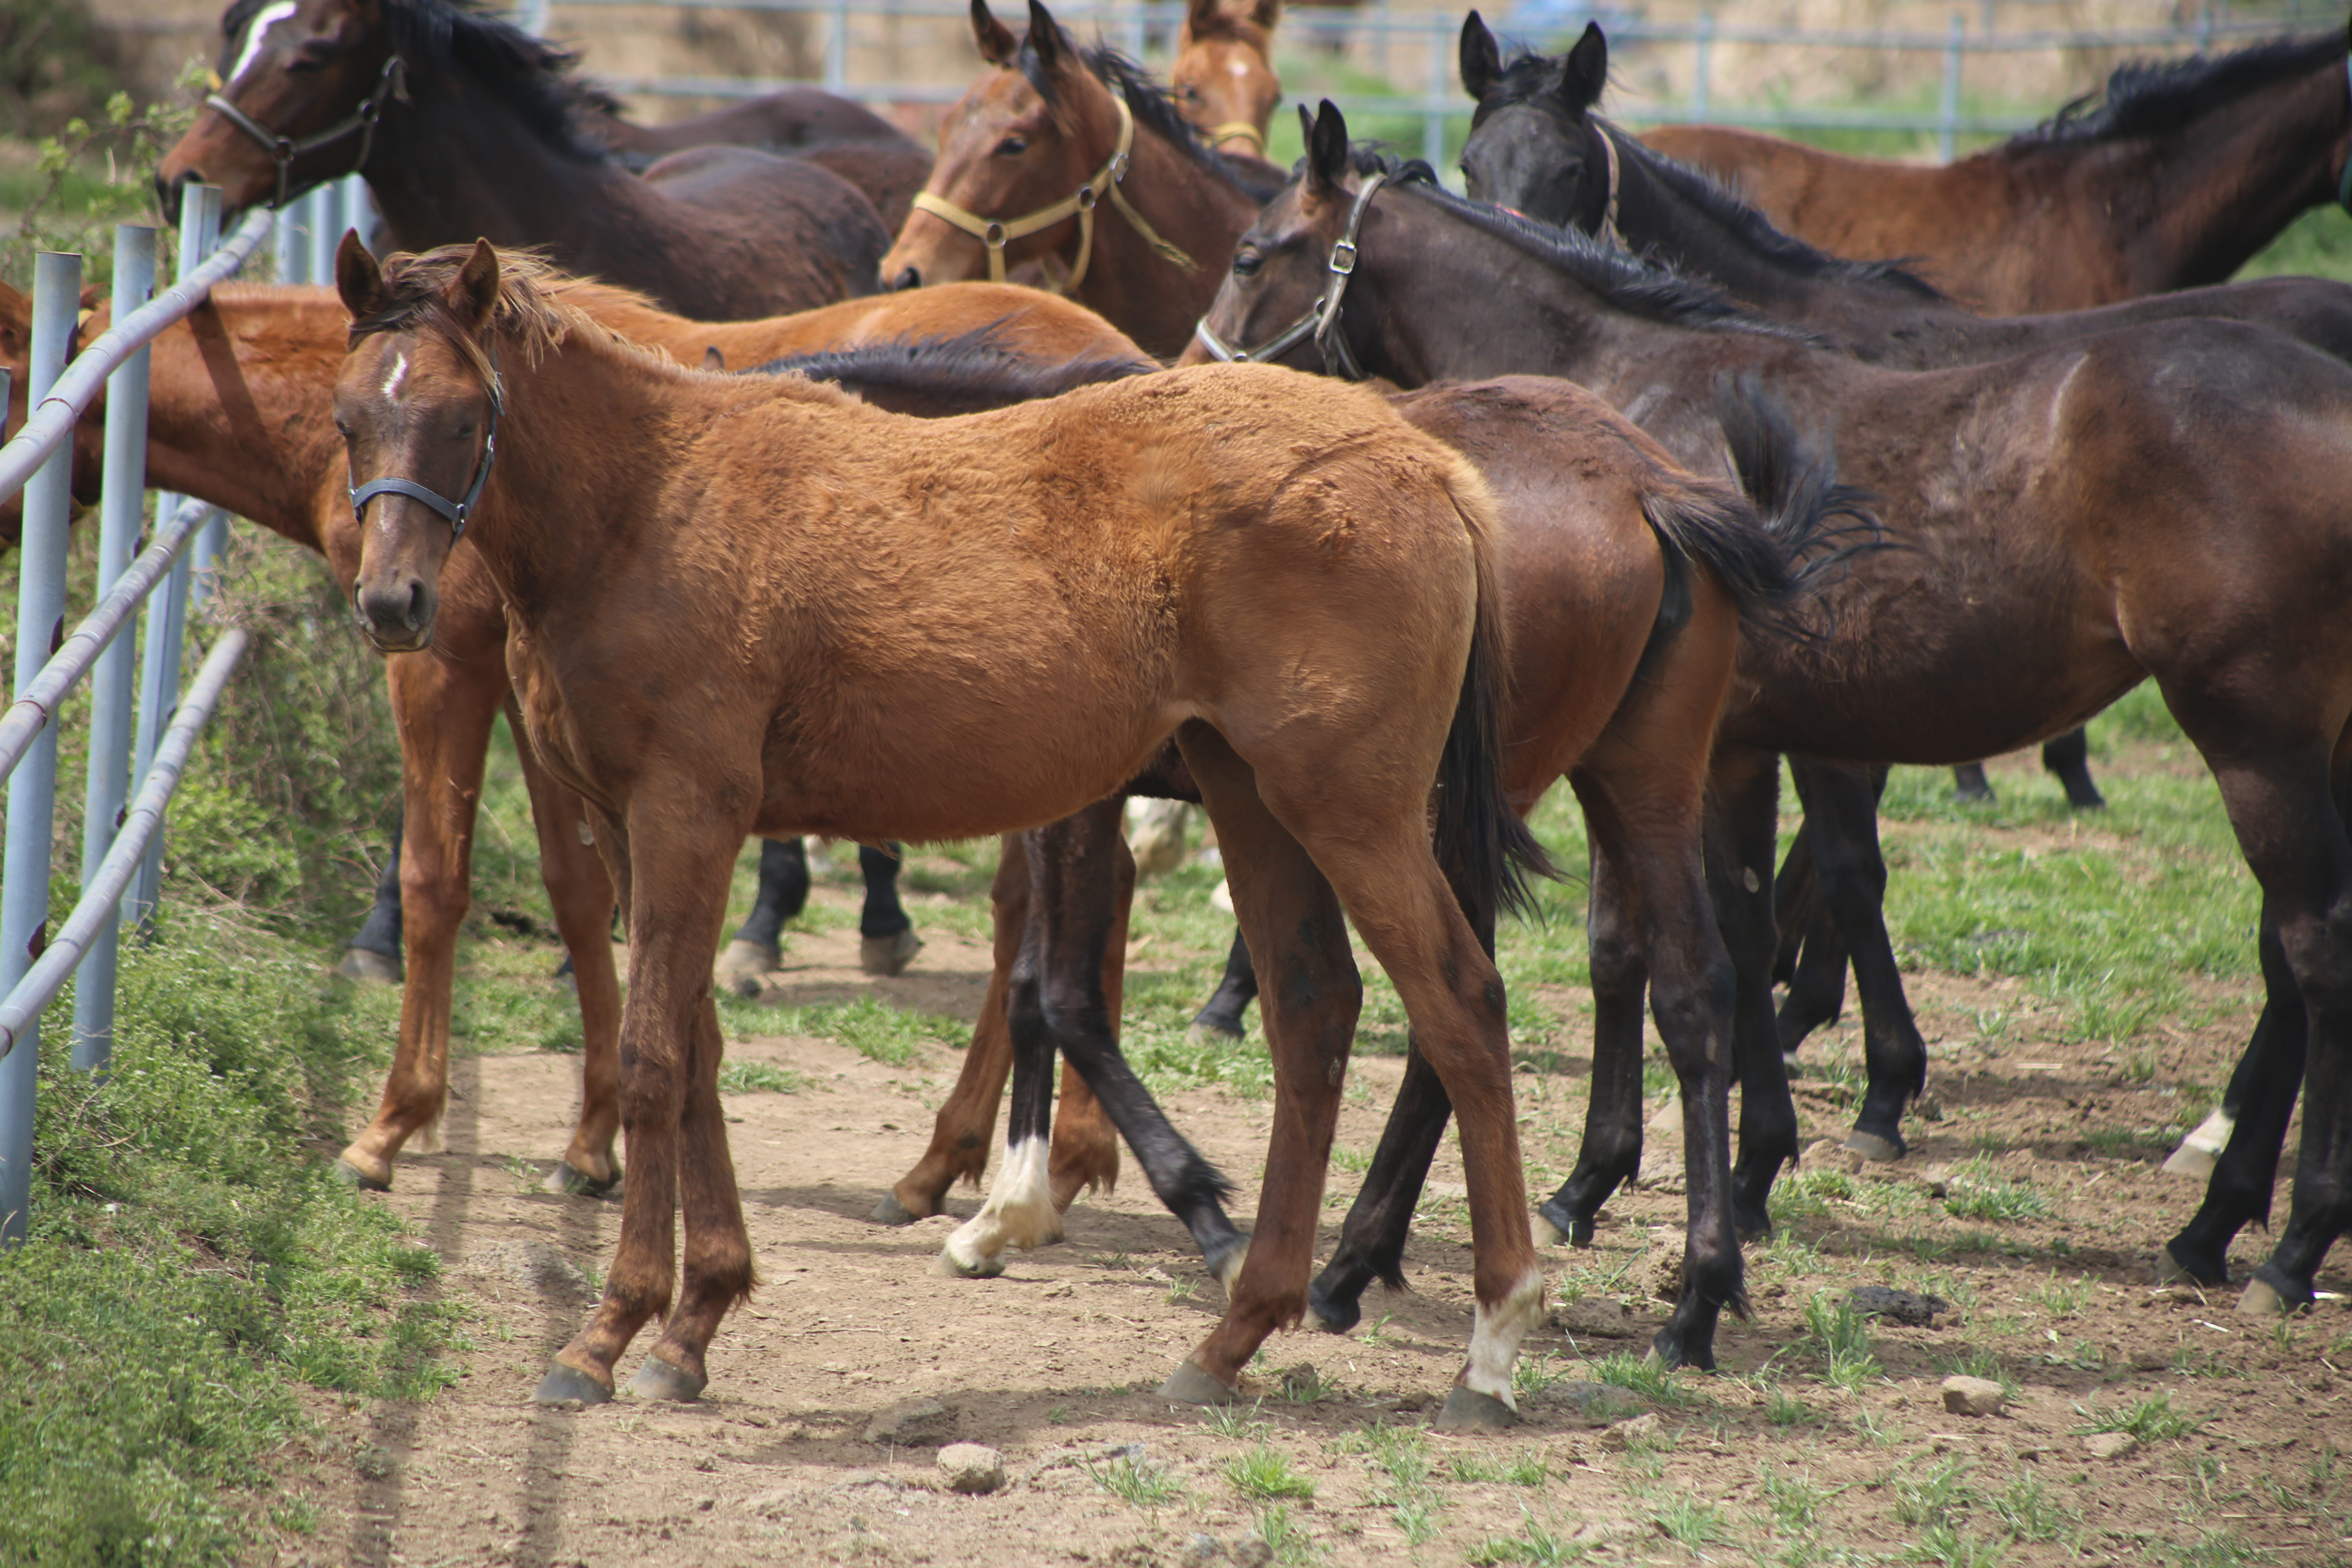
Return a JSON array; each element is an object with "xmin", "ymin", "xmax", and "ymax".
[
  {"xmin": 1424, "ymin": 7, "xmax": 1447, "ymax": 177},
  {"xmin": 0, "ymin": 252, "xmax": 83, "ymax": 1246},
  {"xmin": 127, "ymin": 186, "xmax": 219, "ymax": 934},
  {"xmin": 185, "ymin": 187, "xmax": 232, "ymax": 609},
  {"xmin": 1693, "ymin": 13, "xmax": 1714, "ymax": 121},
  {"xmin": 69, "ymin": 227, "xmax": 158, "ymax": 1074},
  {"xmin": 306, "ymin": 183, "xmax": 338, "ymax": 289},
  {"xmin": 273, "ymin": 200, "xmax": 303, "ymax": 283},
  {"xmin": 1940, "ymin": 13, "xmax": 1964, "ymax": 162},
  {"xmin": 825, "ymin": 0, "xmax": 848, "ymax": 96}
]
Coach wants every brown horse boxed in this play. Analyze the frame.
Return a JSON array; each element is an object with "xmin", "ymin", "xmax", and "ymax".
[
  {"xmin": 39, "ymin": 274, "xmax": 1149, "ymax": 1197},
  {"xmin": 578, "ymin": 85, "xmax": 933, "ymax": 227},
  {"xmin": 880, "ymin": 0, "xmax": 1280, "ymax": 357},
  {"xmin": 1639, "ymin": 28, "xmax": 2352, "ymax": 313},
  {"xmin": 1194, "ymin": 109, "xmax": 2352, "ymax": 1324},
  {"xmin": 334, "ymin": 238, "xmax": 1551, "ymax": 1422},
  {"xmin": 1172, "ymin": 0, "xmax": 1283, "ymax": 159},
  {"xmin": 157, "ymin": 0, "xmax": 889, "ymax": 320}
]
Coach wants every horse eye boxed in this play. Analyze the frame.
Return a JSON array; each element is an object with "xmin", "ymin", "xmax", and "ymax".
[
  {"xmin": 1232, "ymin": 248, "xmax": 1263, "ymax": 278},
  {"xmin": 286, "ymin": 42, "xmax": 335, "ymax": 74},
  {"xmin": 1178, "ymin": 85, "xmax": 1200, "ymax": 102},
  {"xmin": 994, "ymin": 136, "xmax": 1027, "ymax": 157},
  {"xmin": 334, "ymin": 419, "xmax": 352, "ymax": 439}
]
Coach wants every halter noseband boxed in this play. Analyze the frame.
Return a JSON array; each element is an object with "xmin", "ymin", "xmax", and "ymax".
[
  {"xmin": 349, "ymin": 354, "xmax": 501, "ymax": 544},
  {"xmin": 1190, "ymin": 170, "xmax": 1386, "ymax": 381},
  {"xmin": 205, "ymin": 53, "xmax": 407, "ymax": 212},
  {"xmin": 1206, "ymin": 120, "xmax": 1267, "ymax": 156},
  {"xmin": 910, "ymin": 94, "xmax": 1199, "ymax": 294}
]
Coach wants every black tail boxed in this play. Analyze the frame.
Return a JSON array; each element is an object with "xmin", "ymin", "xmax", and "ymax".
[
  {"xmin": 746, "ymin": 321, "xmax": 1156, "ymax": 416},
  {"xmin": 1709, "ymin": 371, "xmax": 1884, "ymax": 642},
  {"xmin": 1435, "ymin": 483, "xmax": 1557, "ymax": 940}
]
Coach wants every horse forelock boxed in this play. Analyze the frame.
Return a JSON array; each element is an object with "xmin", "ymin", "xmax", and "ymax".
[
  {"xmin": 1477, "ymin": 47, "xmax": 1597, "ymax": 119},
  {"xmin": 351, "ymin": 245, "xmax": 568, "ymax": 390},
  {"xmin": 2018, "ymin": 30, "xmax": 2345, "ymax": 147}
]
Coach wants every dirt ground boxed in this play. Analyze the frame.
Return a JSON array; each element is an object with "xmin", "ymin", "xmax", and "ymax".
[{"xmin": 265, "ymin": 787, "xmax": 2348, "ymax": 1568}]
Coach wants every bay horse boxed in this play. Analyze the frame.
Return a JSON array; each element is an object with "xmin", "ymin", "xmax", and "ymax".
[
  {"xmin": 1637, "ymin": 27, "xmax": 2352, "ymax": 314},
  {"xmin": 43, "ymin": 273, "xmax": 1152, "ymax": 1198},
  {"xmin": 1194, "ymin": 105, "xmax": 2352, "ymax": 1323},
  {"xmin": 1172, "ymin": 0, "xmax": 1284, "ymax": 159},
  {"xmin": 333, "ymin": 237, "xmax": 1555, "ymax": 1424},
  {"xmin": 156, "ymin": 0, "xmax": 889, "ymax": 320},
  {"xmin": 879, "ymin": 0, "xmax": 1281, "ymax": 357}
]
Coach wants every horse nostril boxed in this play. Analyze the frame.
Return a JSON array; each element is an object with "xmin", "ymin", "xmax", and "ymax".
[
  {"xmin": 405, "ymin": 581, "xmax": 428, "ymax": 630},
  {"xmin": 891, "ymin": 266, "xmax": 921, "ymax": 292}
]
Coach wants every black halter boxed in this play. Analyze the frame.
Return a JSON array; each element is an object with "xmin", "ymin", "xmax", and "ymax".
[
  {"xmin": 349, "ymin": 355, "xmax": 501, "ymax": 543},
  {"xmin": 1191, "ymin": 171, "xmax": 1386, "ymax": 381},
  {"xmin": 205, "ymin": 53, "xmax": 407, "ymax": 211}
]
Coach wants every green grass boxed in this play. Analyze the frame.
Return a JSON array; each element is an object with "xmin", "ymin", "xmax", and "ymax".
[
  {"xmin": 1451, "ymin": 1449, "xmax": 1550, "ymax": 1486},
  {"xmin": 2075, "ymin": 1391, "xmax": 2203, "ymax": 1444},
  {"xmin": 1801, "ymin": 1292, "xmax": 1881, "ymax": 1392},
  {"xmin": 1089, "ymin": 1452, "xmax": 1185, "ymax": 1509},
  {"xmin": 1942, "ymin": 1159, "xmax": 2053, "ymax": 1224},
  {"xmin": 1223, "ymin": 1442, "xmax": 1317, "ymax": 1502},
  {"xmin": 725, "ymin": 993, "xmax": 964, "ymax": 1068},
  {"xmin": 716, "ymin": 1059, "xmax": 804, "ymax": 1095},
  {"xmin": 1466, "ymin": 1509, "xmax": 1586, "ymax": 1567}
]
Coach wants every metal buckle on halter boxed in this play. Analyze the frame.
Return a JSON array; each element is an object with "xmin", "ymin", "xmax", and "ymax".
[
  {"xmin": 204, "ymin": 53, "xmax": 405, "ymax": 211},
  {"xmin": 1327, "ymin": 239, "xmax": 1358, "ymax": 276},
  {"xmin": 1194, "ymin": 171, "xmax": 1385, "ymax": 380}
]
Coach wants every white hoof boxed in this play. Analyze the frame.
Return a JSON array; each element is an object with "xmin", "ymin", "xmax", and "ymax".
[{"xmin": 2162, "ymin": 1109, "xmax": 2234, "ymax": 1178}]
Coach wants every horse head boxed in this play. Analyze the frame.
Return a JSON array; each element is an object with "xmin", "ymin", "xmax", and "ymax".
[
  {"xmin": 1457, "ymin": 12, "xmax": 1613, "ymax": 232},
  {"xmin": 1171, "ymin": 0, "xmax": 1281, "ymax": 159},
  {"xmin": 1186, "ymin": 98, "xmax": 1369, "ymax": 373},
  {"xmin": 157, "ymin": 0, "xmax": 400, "ymax": 218}
]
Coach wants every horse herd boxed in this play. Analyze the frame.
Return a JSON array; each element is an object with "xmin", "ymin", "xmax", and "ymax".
[{"xmin": 22, "ymin": 0, "xmax": 2345, "ymax": 1425}]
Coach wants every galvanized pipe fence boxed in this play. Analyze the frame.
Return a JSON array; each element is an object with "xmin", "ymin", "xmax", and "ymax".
[{"xmin": 0, "ymin": 190, "xmax": 272, "ymax": 1244}]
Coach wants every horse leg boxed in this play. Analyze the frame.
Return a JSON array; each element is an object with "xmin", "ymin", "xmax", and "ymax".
[
  {"xmin": 339, "ymin": 815, "xmax": 403, "ymax": 983},
  {"xmin": 1787, "ymin": 757, "xmax": 1927, "ymax": 1161},
  {"xmin": 1951, "ymin": 764, "xmax": 1995, "ymax": 803},
  {"xmin": 539, "ymin": 798, "xmax": 751, "ymax": 1403},
  {"xmin": 335, "ymin": 652, "xmax": 503, "ymax": 1189},
  {"xmin": 858, "ymin": 841, "xmax": 922, "ymax": 975},
  {"xmin": 1773, "ymin": 825, "xmax": 1851, "ymax": 1057},
  {"xmin": 1715, "ymin": 747, "xmax": 1802, "ymax": 1238},
  {"xmin": 1188, "ymin": 928, "xmax": 1260, "ymax": 1043},
  {"xmin": 715, "ymin": 837, "xmax": 806, "ymax": 991},
  {"xmin": 1047, "ymin": 808, "xmax": 1129, "ymax": 1211},
  {"xmin": 502, "ymin": 697, "xmax": 624, "ymax": 1196},
  {"xmin": 2163, "ymin": 913, "xmax": 2304, "ymax": 1283},
  {"xmin": 2165, "ymin": 1004, "xmax": 2268, "ymax": 1178},
  {"xmin": 1306, "ymin": 1043, "xmax": 1450, "ymax": 1333},
  {"xmin": 1534, "ymin": 840, "xmax": 1644, "ymax": 1246},
  {"xmin": 2042, "ymin": 726, "xmax": 2105, "ymax": 810},
  {"xmin": 876, "ymin": 834, "xmax": 1027, "ymax": 1222}
]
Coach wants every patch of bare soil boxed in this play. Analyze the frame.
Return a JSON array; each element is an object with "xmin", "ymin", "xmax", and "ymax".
[{"xmin": 267, "ymin": 877, "xmax": 2348, "ymax": 1568}]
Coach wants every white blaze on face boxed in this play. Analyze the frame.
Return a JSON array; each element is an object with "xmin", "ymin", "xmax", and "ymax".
[
  {"xmin": 381, "ymin": 350, "xmax": 408, "ymax": 401},
  {"xmin": 230, "ymin": 1, "xmax": 302, "ymax": 87}
]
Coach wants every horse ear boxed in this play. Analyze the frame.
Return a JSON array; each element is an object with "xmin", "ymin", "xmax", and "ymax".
[
  {"xmin": 446, "ymin": 238, "xmax": 500, "ymax": 333},
  {"xmin": 1460, "ymin": 11, "xmax": 1502, "ymax": 102},
  {"xmin": 971, "ymin": 0, "xmax": 1017, "ymax": 65},
  {"xmin": 702, "ymin": 345, "xmax": 725, "ymax": 372},
  {"xmin": 1559, "ymin": 21, "xmax": 1607, "ymax": 113},
  {"xmin": 1025, "ymin": 0, "xmax": 1065, "ymax": 67},
  {"xmin": 1305, "ymin": 99, "xmax": 1349, "ymax": 197},
  {"xmin": 1182, "ymin": 0, "xmax": 1221, "ymax": 43},
  {"xmin": 335, "ymin": 229, "xmax": 385, "ymax": 319},
  {"xmin": 1249, "ymin": 0, "xmax": 1280, "ymax": 35}
]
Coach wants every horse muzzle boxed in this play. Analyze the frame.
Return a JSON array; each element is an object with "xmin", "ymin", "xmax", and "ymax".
[{"xmin": 354, "ymin": 575, "xmax": 437, "ymax": 653}]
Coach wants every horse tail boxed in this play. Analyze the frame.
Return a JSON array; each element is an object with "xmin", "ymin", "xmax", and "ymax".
[
  {"xmin": 1434, "ymin": 465, "xmax": 1557, "ymax": 940},
  {"xmin": 1706, "ymin": 371, "xmax": 1884, "ymax": 644}
]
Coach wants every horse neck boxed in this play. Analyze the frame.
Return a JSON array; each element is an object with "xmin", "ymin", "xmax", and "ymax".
[
  {"xmin": 142, "ymin": 289, "xmax": 344, "ymax": 555},
  {"xmin": 2009, "ymin": 60, "xmax": 2348, "ymax": 293},
  {"xmin": 1071, "ymin": 103, "xmax": 1261, "ymax": 356}
]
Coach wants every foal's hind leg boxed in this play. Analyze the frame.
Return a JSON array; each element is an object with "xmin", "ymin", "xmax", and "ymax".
[
  {"xmin": 1536, "ymin": 842, "xmax": 1645, "ymax": 1245},
  {"xmin": 1048, "ymin": 815, "xmax": 1131, "ymax": 1211},
  {"xmin": 1189, "ymin": 929, "xmax": 1261, "ymax": 1044},
  {"xmin": 2042, "ymin": 726, "xmax": 2105, "ymax": 810},
  {"xmin": 1713, "ymin": 747, "xmax": 1802, "ymax": 1239},
  {"xmin": 1773, "ymin": 825, "xmax": 1851, "ymax": 1057}
]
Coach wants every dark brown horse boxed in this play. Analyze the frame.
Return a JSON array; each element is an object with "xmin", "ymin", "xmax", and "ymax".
[
  {"xmin": 1194, "ymin": 107, "xmax": 2352, "ymax": 1324},
  {"xmin": 879, "ymin": 0, "xmax": 1280, "ymax": 357},
  {"xmin": 334, "ymin": 238, "xmax": 1552, "ymax": 1423},
  {"xmin": 1171, "ymin": 0, "xmax": 1283, "ymax": 159},
  {"xmin": 157, "ymin": 0, "xmax": 889, "ymax": 320},
  {"xmin": 1638, "ymin": 28, "xmax": 2352, "ymax": 314}
]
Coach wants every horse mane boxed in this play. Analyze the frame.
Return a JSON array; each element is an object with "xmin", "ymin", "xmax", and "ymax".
[
  {"xmin": 746, "ymin": 325, "xmax": 1157, "ymax": 404},
  {"xmin": 2016, "ymin": 30, "xmax": 2345, "ymax": 147},
  {"xmin": 1361, "ymin": 151, "xmax": 1808, "ymax": 341},
  {"xmin": 1011, "ymin": 20, "xmax": 1287, "ymax": 203},
  {"xmin": 1474, "ymin": 45, "xmax": 1943, "ymax": 301},
  {"xmin": 222, "ymin": 0, "xmax": 620, "ymax": 158}
]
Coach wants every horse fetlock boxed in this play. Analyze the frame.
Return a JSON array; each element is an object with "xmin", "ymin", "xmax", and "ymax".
[
  {"xmin": 1305, "ymin": 1266, "xmax": 1365, "ymax": 1334},
  {"xmin": 1205, "ymin": 1236, "xmax": 1250, "ymax": 1292},
  {"xmin": 1460, "ymin": 1266, "xmax": 1545, "ymax": 1405}
]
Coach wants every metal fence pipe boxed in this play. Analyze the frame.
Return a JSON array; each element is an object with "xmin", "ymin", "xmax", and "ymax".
[
  {"xmin": 0, "ymin": 208, "xmax": 267, "ymax": 503},
  {"xmin": 70, "ymin": 227, "xmax": 158, "ymax": 1071},
  {"xmin": 185, "ymin": 188, "xmax": 233, "ymax": 608},
  {"xmin": 1940, "ymin": 13, "xmax": 1966, "ymax": 162},
  {"xmin": 0, "ymin": 499, "xmax": 212, "ymax": 787},
  {"xmin": 307, "ymin": 184, "xmax": 339, "ymax": 287},
  {"xmin": 0, "ymin": 631, "xmax": 252, "ymax": 1067},
  {"xmin": 0, "ymin": 251, "xmax": 83, "ymax": 1247}
]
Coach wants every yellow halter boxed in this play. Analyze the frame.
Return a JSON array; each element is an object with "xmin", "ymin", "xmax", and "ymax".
[
  {"xmin": 1206, "ymin": 120, "xmax": 1266, "ymax": 156},
  {"xmin": 910, "ymin": 94, "xmax": 1199, "ymax": 294}
]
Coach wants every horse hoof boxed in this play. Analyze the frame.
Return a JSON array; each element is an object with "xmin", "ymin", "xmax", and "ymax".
[
  {"xmin": 1305, "ymin": 1282, "xmax": 1359, "ymax": 1335},
  {"xmin": 338, "ymin": 946, "xmax": 402, "ymax": 985},
  {"xmin": 1434, "ymin": 1385, "xmax": 1517, "ymax": 1433},
  {"xmin": 1733, "ymin": 1202, "xmax": 1773, "ymax": 1243},
  {"xmin": 2237, "ymin": 1278, "xmax": 2287, "ymax": 1318},
  {"xmin": 1205, "ymin": 1237, "xmax": 1249, "ymax": 1292},
  {"xmin": 627, "ymin": 1354, "xmax": 707, "ymax": 1401},
  {"xmin": 1843, "ymin": 1129, "xmax": 1904, "ymax": 1163},
  {"xmin": 713, "ymin": 938, "xmax": 780, "ymax": 989},
  {"xmin": 2162, "ymin": 1109, "xmax": 2234, "ymax": 1179},
  {"xmin": 1533, "ymin": 1209, "xmax": 1568, "ymax": 1247},
  {"xmin": 2160, "ymin": 1144, "xmax": 2218, "ymax": 1180},
  {"xmin": 534, "ymin": 1362, "xmax": 614, "ymax": 1405},
  {"xmin": 861, "ymin": 929, "xmax": 923, "ymax": 977},
  {"xmin": 1158, "ymin": 1358, "xmax": 1238, "ymax": 1406},
  {"xmin": 938, "ymin": 1242, "xmax": 1005, "ymax": 1279},
  {"xmin": 1648, "ymin": 1328, "xmax": 1714, "ymax": 1372},
  {"xmin": 873, "ymin": 1191, "xmax": 921, "ymax": 1225},
  {"xmin": 544, "ymin": 1161, "xmax": 621, "ymax": 1199},
  {"xmin": 334, "ymin": 1155, "xmax": 391, "ymax": 1192},
  {"xmin": 1185, "ymin": 1019, "xmax": 1245, "ymax": 1047}
]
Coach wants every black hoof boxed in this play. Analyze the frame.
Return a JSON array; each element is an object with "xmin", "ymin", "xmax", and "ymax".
[
  {"xmin": 545, "ymin": 1161, "xmax": 621, "ymax": 1199},
  {"xmin": 1648, "ymin": 1327, "xmax": 1715, "ymax": 1373},
  {"xmin": 2158, "ymin": 1241, "xmax": 2227, "ymax": 1288},
  {"xmin": 1159, "ymin": 1358, "xmax": 1238, "ymax": 1405},
  {"xmin": 1305, "ymin": 1281, "xmax": 1360, "ymax": 1335},
  {"xmin": 533, "ymin": 1361, "xmax": 613, "ymax": 1405},
  {"xmin": 1185, "ymin": 1017, "xmax": 1246, "ymax": 1046},
  {"xmin": 872, "ymin": 1191, "xmax": 919, "ymax": 1225},
  {"xmin": 1434, "ymin": 1385, "xmax": 1517, "ymax": 1433},
  {"xmin": 1844, "ymin": 1126, "xmax": 1906, "ymax": 1163},
  {"xmin": 2064, "ymin": 787, "xmax": 2107, "ymax": 811},
  {"xmin": 627, "ymin": 1352, "xmax": 708, "ymax": 1401},
  {"xmin": 1733, "ymin": 1196, "xmax": 1773, "ymax": 1242},
  {"xmin": 1537, "ymin": 1198, "xmax": 1595, "ymax": 1250}
]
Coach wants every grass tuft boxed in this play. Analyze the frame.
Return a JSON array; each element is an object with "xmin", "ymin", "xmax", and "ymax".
[
  {"xmin": 716, "ymin": 1059, "xmax": 803, "ymax": 1095},
  {"xmin": 1223, "ymin": 1442, "xmax": 1317, "ymax": 1501}
]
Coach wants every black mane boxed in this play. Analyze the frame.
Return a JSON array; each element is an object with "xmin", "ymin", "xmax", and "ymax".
[
  {"xmin": 1011, "ymin": 20, "xmax": 1287, "ymax": 204},
  {"xmin": 222, "ymin": 0, "xmax": 619, "ymax": 158},
  {"xmin": 2016, "ymin": 30, "xmax": 2345, "ymax": 147},
  {"xmin": 746, "ymin": 324, "xmax": 1157, "ymax": 412},
  {"xmin": 1359, "ymin": 150, "xmax": 1807, "ymax": 340}
]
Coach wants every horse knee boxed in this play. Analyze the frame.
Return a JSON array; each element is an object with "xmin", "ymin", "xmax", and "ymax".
[
  {"xmin": 1651, "ymin": 956, "xmax": 1735, "ymax": 1070},
  {"xmin": 2278, "ymin": 899, "xmax": 2352, "ymax": 1014},
  {"xmin": 1587, "ymin": 920, "xmax": 1645, "ymax": 1005}
]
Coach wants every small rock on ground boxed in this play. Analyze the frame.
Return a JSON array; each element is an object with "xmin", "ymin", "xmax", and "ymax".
[
  {"xmin": 1802, "ymin": 1138, "xmax": 1864, "ymax": 1176},
  {"xmin": 1940, "ymin": 1375, "xmax": 2006, "ymax": 1417},
  {"xmin": 1852, "ymin": 1285, "xmax": 1952, "ymax": 1327},
  {"xmin": 1606, "ymin": 1412, "xmax": 1663, "ymax": 1448},
  {"xmin": 937, "ymin": 1442, "xmax": 1006, "ymax": 1494},
  {"xmin": 2083, "ymin": 1432, "xmax": 2140, "ymax": 1460},
  {"xmin": 1561, "ymin": 1382, "xmax": 1645, "ymax": 1422},
  {"xmin": 864, "ymin": 1397, "xmax": 954, "ymax": 1447}
]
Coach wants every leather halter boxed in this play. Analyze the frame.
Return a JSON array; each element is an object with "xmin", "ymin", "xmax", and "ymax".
[
  {"xmin": 1191, "ymin": 170, "xmax": 1386, "ymax": 380},
  {"xmin": 910, "ymin": 94, "xmax": 1198, "ymax": 293},
  {"xmin": 349, "ymin": 354, "xmax": 501, "ymax": 543},
  {"xmin": 205, "ymin": 53, "xmax": 407, "ymax": 211},
  {"xmin": 1206, "ymin": 120, "xmax": 1266, "ymax": 156},
  {"xmin": 1591, "ymin": 120, "xmax": 1623, "ymax": 246}
]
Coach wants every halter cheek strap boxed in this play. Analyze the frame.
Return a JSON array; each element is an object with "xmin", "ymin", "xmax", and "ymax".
[
  {"xmin": 910, "ymin": 94, "xmax": 1199, "ymax": 294},
  {"xmin": 205, "ymin": 53, "xmax": 408, "ymax": 212},
  {"xmin": 1591, "ymin": 120, "xmax": 1624, "ymax": 246},
  {"xmin": 349, "ymin": 359, "xmax": 502, "ymax": 543},
  {"xmin": 1191, "ymin": 170, "xmax": 1387, "ymax": 381}
]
